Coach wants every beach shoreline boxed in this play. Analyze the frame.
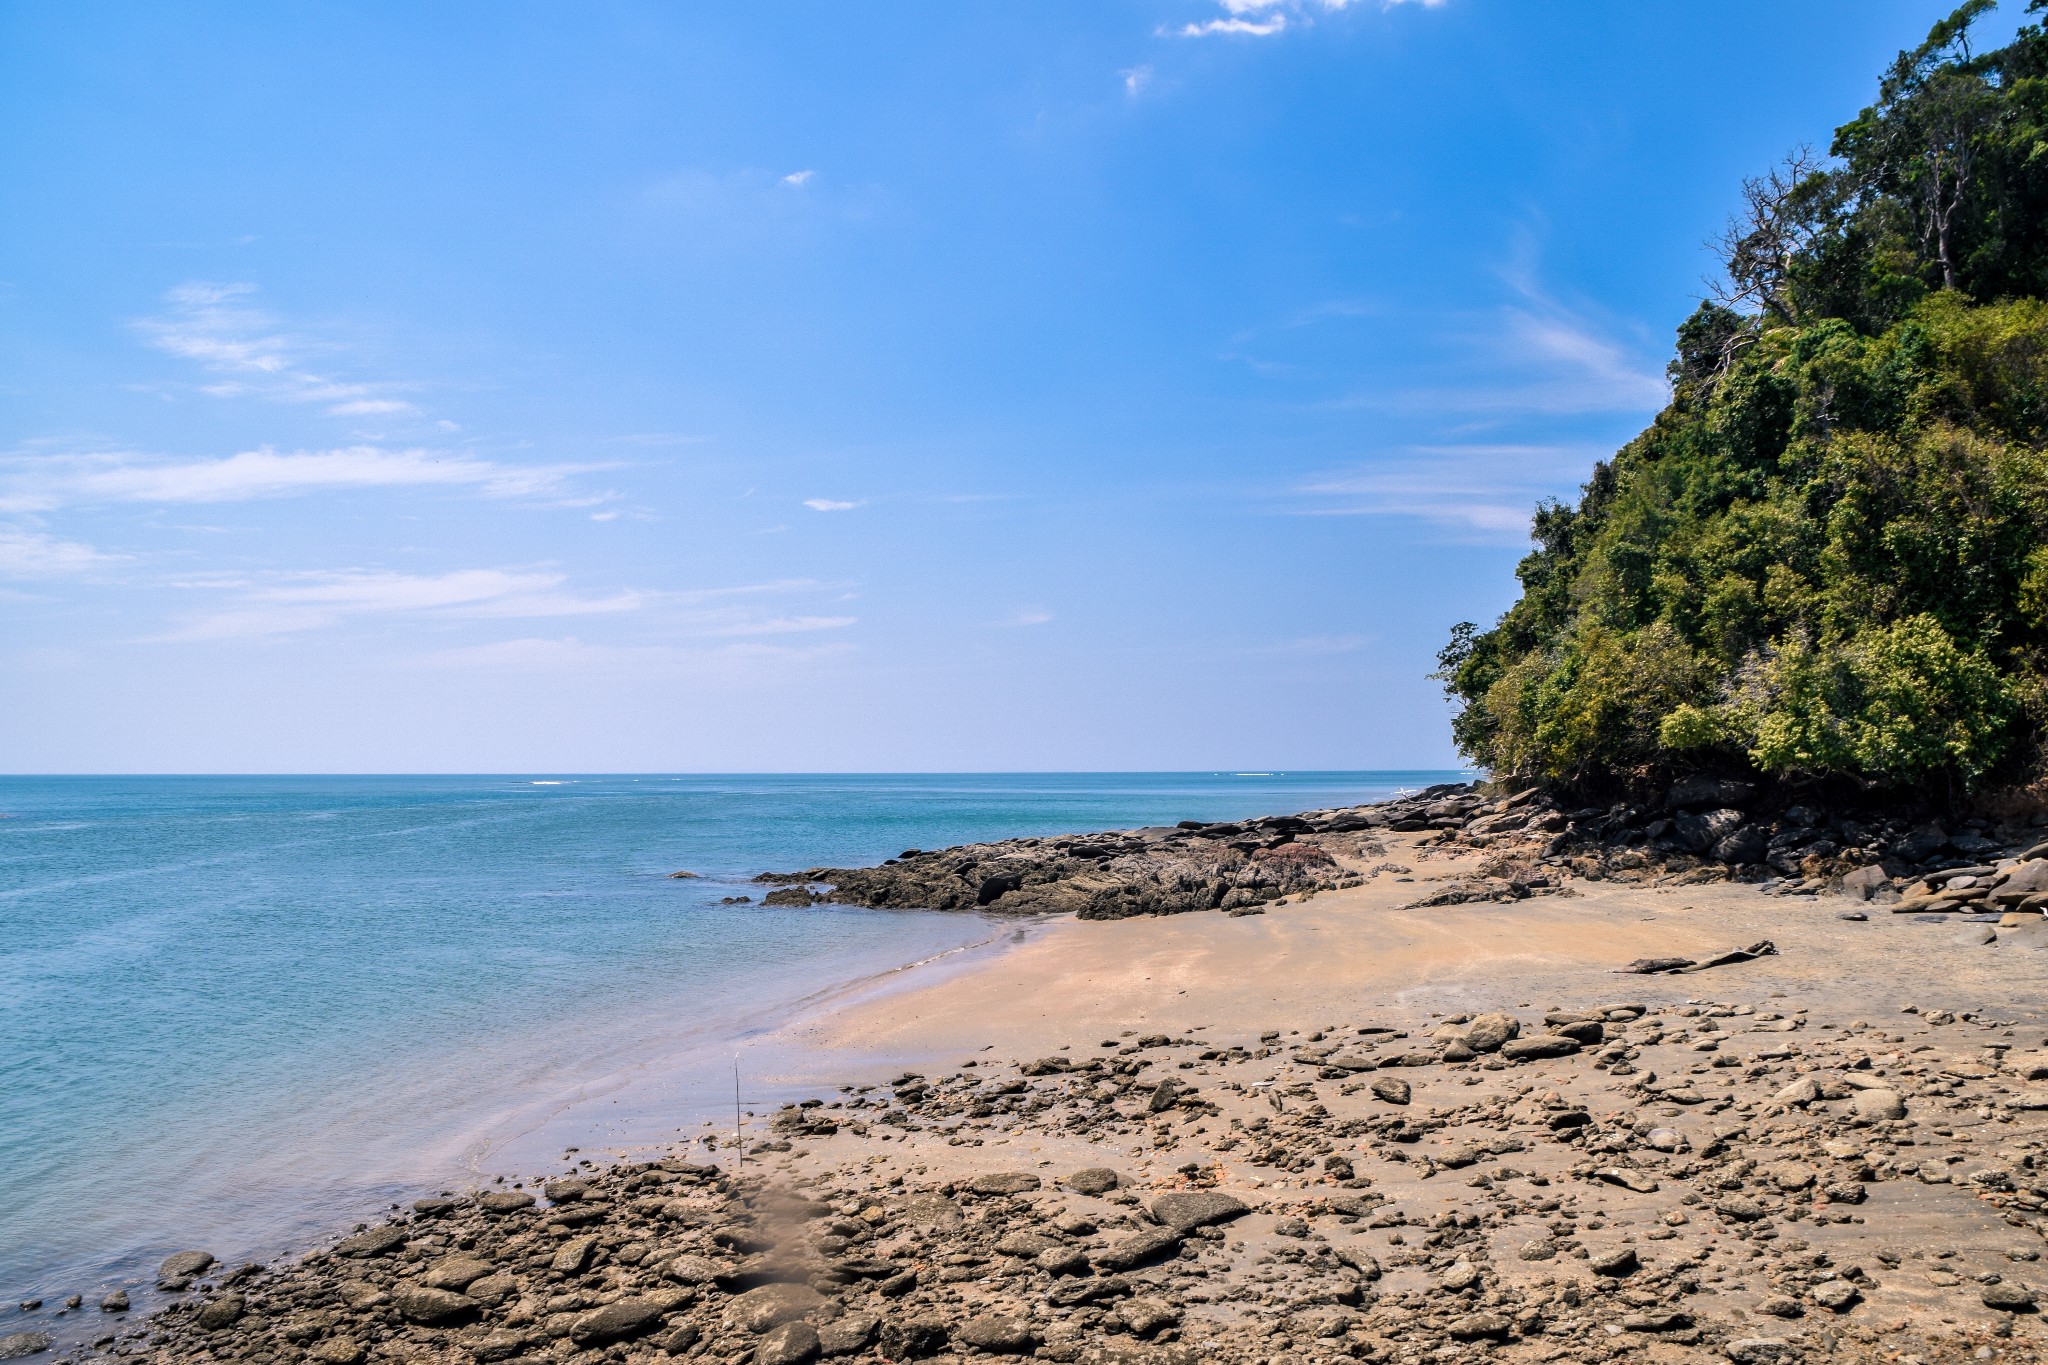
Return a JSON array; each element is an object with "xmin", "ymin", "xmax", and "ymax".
[{"xmin": 48, "ymin": 823, "xmax": 2048, "ymax": 1364}]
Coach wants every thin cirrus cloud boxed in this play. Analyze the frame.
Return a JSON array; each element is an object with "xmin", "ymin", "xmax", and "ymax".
[
  {"xmin": 1294, "ymin": 443, "xmax": 1602, "ymax": 541},
  {"xmin": 0, "ymin": 527, "xmax": 121, "ymax": 577},
  {"xmin": 135, "ymin": 282, "xmax": 420, "ymax": 417},
  {"xmin": 0, "ymin": 447, "xmax": 596, "ymax": 512},
  {"xmin": 410, "ymin": 636, "xmax": 855, "ymax": 675},
  {"xmin": 801, "ymin": 498, "xmax": 863, "ymax": 512},
  {"xmin": 159, "ymin": 570, "xmax": 860, "ymax": 645},
  {"xmin": 160, "ymin": 569, "xmax": 645, "ymax": 641}
]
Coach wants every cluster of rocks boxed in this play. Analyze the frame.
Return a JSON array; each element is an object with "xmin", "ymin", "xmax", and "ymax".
[
  {"xmin": 752, "ymin": 814, "xmax": 1395, "ymax": 921},
  {"xmin": 48, "ymin": 983, "xmax": 2048, "ymax": 1365},
  {"xmin": 753, "ymin": 779, "xmax": 2048, "ymax": 920},
  {"xmin": 1381, "ymin": 779, "xmax": 2048, "ymax": 904}
]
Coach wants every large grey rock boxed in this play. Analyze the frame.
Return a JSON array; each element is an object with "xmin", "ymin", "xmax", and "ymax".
[
  {"xmin": 968, "ymin": 1172, "xmax": 1041, "ymax": 1196},
  {"xmin": 571, "ymin": 1297, "xmax": 667, "ymax": 1344},
  {"xmin": 1064, "ymin": 1168, "xmax": 1119, "ymax": 1195},
  {"xmin": 755, "ymin": 1321, "xmax": 821, "ymax": 1365},
  {"xmin": 1093, "ymin": 1227, "xmax": 1183, "ymax": 1271},
  {"xmin": 1149, "ymin": 1191, "xmax": 1249, "ymax": 1232},
  {"xmin": 1370, "ymin": 1075, "xmax": 1411, "ymax": 1104},
  {"xmin": 1713, "ymin": 826, "xmax": 1769, "ymax": 864},
  {"xmin": 724, "ymin": 1283, "xmax": 824, "ymax": 1334},
  {"xmin": 1840, "ymin": 865, "xmax": 1891, "ymax": 900},
  {"xmin": 1502, "ymin": 1034, "xmax": 1580, "ymax": 1061},
  {"xmin": 817, "ymin": 1315, "xmax": 876, "ymax": 1356},
  {"xmin": 390, "ymin": 1284, "xmax": 477, "ymax": 1325},
  {"xmin": 1983, "ymin": 1283, "xmax": 2038, "ymax": 1311},
  {"xmin": 1677, "ymin": 808, "xmax": 1746, "ymax": 853},
  {"xmin": 335, "ymin": 1226, "xmax": 407, "ymax": 1257},
  {"xmin": 474, "ymin": 1191, "xmax": 535, "ymax": 1214},
  {"xmin": 877, "ymin": 1317, "xmax": 950, "ymax": 1359},
  {"xmin": 956, "ymin": 1315, "xmax": 1037, "ymax": 1353},
  {"xmin": 0, "ymin": 1333, "xmax": 52, "ymax": 1360},
  {"xmin": 1463, "ymin": 1012, "xmax": 1519, "ymax": 1052},
  {"xmin": 421, "ymin": 1255, "xmax": 496, "ymax": 1290},
  {"xmin": 1995, "ymin": 860, "xmax": 2048, "ymax": 898},
  {"xmin": 157, "ymin": 1250, "xmax": 215, "ymax": 1282},
  {"xmin": 1852, "ymin": 1088, "xmax": 1906, "ymax": 1123}
]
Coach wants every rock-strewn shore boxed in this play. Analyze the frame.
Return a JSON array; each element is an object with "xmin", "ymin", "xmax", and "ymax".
[
  {"xmin": 755, "ymin": 781, "xmax": 2048, "ymax": 919},
  {"xmin": 61, "ymin": 974, "xmax": 2048, "ymax": 1365}
]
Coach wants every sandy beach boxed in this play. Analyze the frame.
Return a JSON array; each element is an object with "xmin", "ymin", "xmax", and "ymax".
[{"xmin": 81, "ymin": 826, "xmax": 2048, "ymax": 1365}]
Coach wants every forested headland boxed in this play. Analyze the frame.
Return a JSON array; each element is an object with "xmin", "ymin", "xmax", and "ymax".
[{"xmin": 1439, "ymin": 1, "xmax": 2048, "ymax": 808}]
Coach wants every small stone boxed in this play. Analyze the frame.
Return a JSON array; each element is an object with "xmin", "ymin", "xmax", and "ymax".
[
  {"xmin": 877, "ymin": 1316, "xmax": 950, "ymax": 1360},
  {"xmin": 1065, "ymin": 1167, "xmax": 1120, "ymax": 1195},
  {"xmin": 1622, "ymin": 1311, "xmax": 1692, "ymax": 1332},
  {"xmin": 157, "ymin": 1251, "xmax": 215, "ymax": 1283},
  {"xmin": 1811, "ymin": 1280, "xmax": 1861, "ymax": 1312},
  {"xmin": 1439, "ymin": 1261, "xmax": 1482, "ymax": 1291},
  {"xmin": 474, "ymin": 1191, "xmax": 536, "ymax": 1214},
  {"xmin": 1854, "ymin": 1089, "xmax": 1906, "ymax": 1123},
  {"xmin": 1591, "ymin": 1247, "xmax": 1639, "ymax": 1277},
  {"xmin": 550, "ymin": 1236, "xmax": 598, "ymax": 1275},
  {"xmin": 1448, "ymin": 1312, "xmax": 1511, "ymax": 1340},
  {"xmin": 390, "ymin": 1283, "xmax": 475, "ymax": 1325},
  {"xmin": 1756, "ymin": 1296, "xmax": 1804, "ymax": 1319},
  {"xmin": 334, "ymin": 1225, "xmax": 407, "ymax": 1257},
  {"xmin": 755, "ymin": 1321, "xmax": 822, "ymax": 1365},
  {"xmin": 193, "ymin": 1294, "xmax": 242, "ymax": 1329},
  {"xmin": 1463, "ymin": 1012, "xmax": 1520, "ymax": 1052},
  {"xmin": 969, "ymin": 1172, "xmax": 1042, "ymax": 1195},
  {"xmin": 1982, "ymin": 1283, "xmax": 2038, "ymax": 1312},
  {"xmin": 1116, "ymin": 1299, "xmax": 1180, "ymax": 1337},
  {"xmin": 958, "ymin": 1314, "xmax": 1038, "ymax": 1352},
  {"xmin": 1149, "ymin": 1190, "xmax": 1249, "ymax": 1232},
  {"xmin": 306, "ymin": 1339, "xmax": 366, "ymax": 1365},
  {"xmin": 724, "ymin": 1284, "xmax": 825, "ymax": 1334},
  {"xmin": 98, "ymin": 1290, "xmax": 129, "ymax": 1313},
  {"xmin": 817, "ymin": 1315, "xmax": 876, "ymax": 1356},
  {"xmin": 1370, "ymin": 1076, "xmax": 1411, "ymax": 1105},
  {"xmin": 422, "ymin": 1254, "xmax": 497, "ymax": 1290},
  {"xmin": 1502, "ymin": 1035, "xmax": 1579, "ymax": 1061},
  {"xmin": 1772, "ymin": 1076, "xmax": 1822, "ymax": 1107},
  {"xmin": 1095, "ymin": 1227, "xmax": 1183, "ymax": 1271},
  {"xmin": 571, "ymin": 1296, "xmax": 667, "ymax": 1344}
]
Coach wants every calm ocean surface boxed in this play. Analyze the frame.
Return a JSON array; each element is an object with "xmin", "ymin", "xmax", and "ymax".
[{"xmin": 0, "ymin": 771, "xmax": 1458, "ymax": 1313}]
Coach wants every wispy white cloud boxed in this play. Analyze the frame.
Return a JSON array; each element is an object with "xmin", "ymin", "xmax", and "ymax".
[
  {"xmin": 1294, "ymin": 443, "xmax": 1600, "ymax": 542},
  {"xmin": 157, "ymin": 570, "xmax": 857, "ymax": 645},
  {"xmin": 0, "ymin": 447, "xmax": 598, "ymax": 512},
  {"xmin": 709, "ymin": 615, "xmax": 857, "ymax": 636},
  {"xmin": 161, "ymin": 569, "xmax": 644, "ymax": 640},
  {"xmin": 1122, "ymin": 65, "xmax": 1153, "ymax": 96},
  {"xmin": 409, "ymin": 636, "xmax": 855, "ymax": 675},
  {"xmin": 996, "ymin": 608, "xmax": 1054, "ymax": 627},
  {"xmin": 781, "ymin": 169, "xmax": 815, "ymax": 187},
  {"xmin": 1177, "ymin": 0, "xmax": 1434, "ymax": 38},
  {"xmin": 0, "ymin": 528, "xmax": 121, "ymax": 578},
  {"xmin": 802, "ymin": 498, "xmax": 864, "ymax": 512},
  {"xmin": 135, "ymin": 283, "xmax": 420, "ymax": 417},
  {"xmin": 1180, "ymin": 15, "xmax": 1287, "ymax": 36}
]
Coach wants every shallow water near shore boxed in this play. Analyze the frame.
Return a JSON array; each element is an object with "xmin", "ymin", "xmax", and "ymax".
[{"xmin": 0, "ymin": 770, "xmax": 1454, "ymax": 1313}]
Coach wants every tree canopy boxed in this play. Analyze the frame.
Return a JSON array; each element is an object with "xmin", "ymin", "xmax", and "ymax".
[{"xmin": 1438, "ymin": 1, "xmax": 2048, "ymax": 797}]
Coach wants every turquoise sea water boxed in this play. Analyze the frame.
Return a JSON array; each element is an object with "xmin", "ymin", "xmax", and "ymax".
[{"xmin": 0, "ymin": 771, "xmax": 1458, "ymax": 1322}]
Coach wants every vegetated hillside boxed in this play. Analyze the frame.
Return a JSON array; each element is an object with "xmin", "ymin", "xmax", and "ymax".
[{"xmin": 1439, "ymin": 1, "xmax": 2048, "ymax": 805}]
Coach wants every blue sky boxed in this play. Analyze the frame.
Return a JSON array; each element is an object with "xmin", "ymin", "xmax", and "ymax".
[{"xmin": 0, "ymin": 0, "xmax": 2014, "ymax": 773}]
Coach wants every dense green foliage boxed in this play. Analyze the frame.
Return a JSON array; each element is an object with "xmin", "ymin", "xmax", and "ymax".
[{"xmin": 1439, "ymin": 2, "xmax": 2048, "ymax": 794}]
